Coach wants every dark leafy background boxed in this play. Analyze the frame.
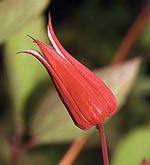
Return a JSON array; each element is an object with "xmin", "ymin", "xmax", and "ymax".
[{"xmin": 0, "ymin": 0, "xmax": 149, "ymax": 164}]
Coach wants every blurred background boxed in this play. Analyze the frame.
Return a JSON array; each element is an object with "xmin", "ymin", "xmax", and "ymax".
[{"xmin": 0, "ymin": 0, "xmax": 150, "ymax": 164}]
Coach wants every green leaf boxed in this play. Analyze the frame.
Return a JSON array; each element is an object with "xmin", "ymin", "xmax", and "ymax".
[
  {"xmin": 0, "ymin": 0, "xmax": 50, "ymax": 44},
  {"xmin": 5, "ymin": 16, "xmax": 49, "ymax": 122},
  {"xmin": 30, "ymin": 91, "xmax": 94, "ymax": 144},
  {"xmin": 95, "ymin": 57, "xmax": 141, "ymax": 109},
  {"xmin": 112, "ymin": 127, "xmax": 150, "ymax": 165}
]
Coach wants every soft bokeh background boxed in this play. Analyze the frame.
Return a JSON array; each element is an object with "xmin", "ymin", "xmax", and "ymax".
[{"xmin": 0, "ymin": 0, "xmax": 150, "ymax": 164}]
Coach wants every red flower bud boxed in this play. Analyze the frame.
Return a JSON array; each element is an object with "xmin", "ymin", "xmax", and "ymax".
[{"xmin": 19, "ymin": 14, "xmax": 117, "ymax": 130}]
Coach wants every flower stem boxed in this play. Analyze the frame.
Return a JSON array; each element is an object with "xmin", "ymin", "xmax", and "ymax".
[
  {"xmin": 111, "ymin": 4, "xmax": 149, "ymax": 64},
  {"xmin": 98, "ymin": 123, "xmax": 109, "ymax": 165}
]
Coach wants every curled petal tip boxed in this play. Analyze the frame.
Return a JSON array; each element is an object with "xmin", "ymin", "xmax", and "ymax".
[
  {"xmin": 16, "ymin": 51, "xmax": 22, "ymax": 54},
  {"xmin": 16, "ymin": 49, "xmax": 50, "ymax": 68},
  {"xmin": 16, "ymin": 49, "xmax": 42, "ymax": 57},
  {"xmin": 16, "ymin": 50, "xmax": 29, "ymax": 54}
]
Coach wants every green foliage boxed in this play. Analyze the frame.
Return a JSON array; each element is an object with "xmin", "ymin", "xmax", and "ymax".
[
  {"xmin": 30, "ymin": 91, "xmax": 94, "ymax": 144},
  {"xmin": 112, "ymin": 127, "xmax": 150, "ymax": 165},
  {"xmin": 95, "ymin": 58, "xmax": 141, "ymax": 109},
  {"xmin": 0, "ymin": 0, "xmax": 149, "ymax": 164},
  {"xmin": 0, "ymin": 0, "xmax": 50, "ymax": 44},
  {"xmin": 140, "ymin": 21, "xmax": 150, "ymax": 50},
  {"xmin": 5, "ymin": 16, "xmax": 49, "ymax": 123}
]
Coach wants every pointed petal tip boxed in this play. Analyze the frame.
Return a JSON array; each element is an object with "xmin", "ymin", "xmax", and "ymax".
[
  {"xmin": 48, "ymin": 12, "xmax": 51, "ymax": 23},
  {"xmin": 26, "ymin": 35, "xmax": 47, "ymax": 46},
  {"xmin": 26, "ymin": 35, "xmax": 37, "ymax": 42},
  {"xmin": 48, "ymin": 12, "xmax": 53, "ymax": 31}
]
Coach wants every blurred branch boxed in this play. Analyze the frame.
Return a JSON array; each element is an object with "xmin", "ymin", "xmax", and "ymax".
[
  {"xmin": 0, "ymin": 125, "xmax": 11, "ymax": 145},
  {"xmin": 0, "ymin": 126, "xmax": 20, "ymax": 165},
  {"xmin": 58, "ymin": 136, "xmax": 87, "ymax": 165},
  {"xmin": 112, "ymin": 4, "xmax": 150, "ymax": 64},
  {"xmin": 11, "ymin": 144, "xmax": 20, "ymax": 165}
]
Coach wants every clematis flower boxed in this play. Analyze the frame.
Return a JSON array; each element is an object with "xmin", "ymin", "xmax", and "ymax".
[{"xmin": 19, "ymin": 14, "xmax": 117, "ymax": 130}]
